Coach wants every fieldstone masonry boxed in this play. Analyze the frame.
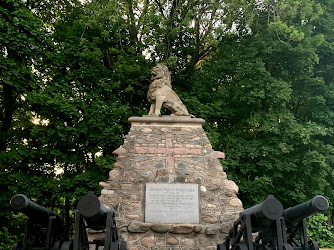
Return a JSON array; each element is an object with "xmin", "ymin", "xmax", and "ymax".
[{"xmin": 97, "ymin": 116, "xmax": 243, "ymax": 249}]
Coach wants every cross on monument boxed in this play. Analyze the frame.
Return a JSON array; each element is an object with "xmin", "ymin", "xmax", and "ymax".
[{"xmin": 135, "ymin": 134, "xmax": 203, "ymax": 168}]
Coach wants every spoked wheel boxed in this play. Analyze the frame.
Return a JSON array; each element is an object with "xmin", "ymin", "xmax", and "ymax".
[
  {"xmin": 217, "ymin": 243, "xmax": 227, "ymax": 250},
  {"xmin": 236, "ymin": 243, "xmax": 248, "ymax": 250},
  {"xmin": 309, "ymin": 240, "xmax": 319, "ymax": 250}
]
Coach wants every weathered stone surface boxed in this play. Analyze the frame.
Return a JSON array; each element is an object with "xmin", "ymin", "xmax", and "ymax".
[
  {"xmin": 206, "ymin": 184, "xmax": 220, "ymax": 191},
  {"xmin": 153, "ymin": 247, "xmax": 169, "ymax": 250},
  {"xmin": 142, "ymin": 128, "xmax": 152, "ymax": 133},
  {"xmin": 220, "ymin": 223, "xmax": 233, "ymax": 234},
  {"xmin": 154, "ymin": 162, "xmax": 164, "ymax": 168},
  {"xmin": 99, "ymin": 181, "xmax": 110, "ymax": 188},
  {"xmin": 113, "ymin": 162, "xmax": 121, "ymax": 168},
  {"xmin": 171, "ymin": 225, "xmax": 193, "ymax": 234},
  {"xmin": 213, "ymin": 171, "xmax": 227, "ymax": 178},
  {"xmin": 166, "ymin": 237, "xmax": 179, "ymax": 245},
  {"xmin": 206, "ymin": 151, "xmax": 225, "ymax": 159},
  {"xmin": 113, "ymin": 147, "xmax": 127, "ymax": 155},
  {"xmin": 126, "ymin": 203, "xmax": 141, "ymax": 216},
  {"xmin": 97, "ymin": 116, "xmax": 243, "ymax": 249},
  {"xmin": 101, "ymin": 189, "xmax": 115, "ymax": 195},
  {"xmin": 150, "ymin": 224, "xmax": 170, "ymax": 233},
  {"xmin": 171, "ymin": 247, "xmax": 182, "ymax": 250},
  {"xmin": 156, "ymin": 238, "xmax": 167, "ymax": 247},
  {"xmin": 193, "ymin": 226, "xmax": 202, "ymax": 233},
  {"xmin": 156, "ymin": 169, "xmax": 168, "ymax": 177},
  {"xmin": 121, "ymin": 183, "xmax": 133, "ymax": 190},
  {"xmin": 100, "ymin": 196, "xmax": 122, "ymax": 206},
  {"xmin": 225, "ymin": 190, "xmax": 236, "ymax": 197},
  {"xmin": 128, "ymin": 246, "xmax": 146, "ymax": 250},
  {"xmin": 205, "ymin": 227, "xmax": 218, "ymax": 235},
  {"xmin": 206, "ymin": 246, "xmax": 217, "ymax": 250},
  {"xmin": 202, "ymin": 215, "xmax": 219, "ymax": 224},
  {"xmin": 224, "ymin": 180, "xmax": 239, "ymax": 193},
  {"xmin": 229, "ymin": 198, "xmax": 243, "ymax": 208},
  {"xmin": 207, "ymin": 203, "xmax": 217, "ymax": 208},
  {"xmin": 220, "ymin": 214, "xmax": 238, "ymax": 223},
  {"xmin": 141, "ymin": 236, "xmax": 155, "ymax": 248},
  {"xmin": 127, "ymin": 235, "xmax": 138, "ymax": 241},
  {"xmin": 109, "ymin": 170, "xmax": 120, "ymax": 179},
  {"xmin": 128, "ymin": 221, "xmax": 150, "ymax": 233},
  {"xmin": 181, "ymin": 238, "xmax": 197, "ymax": 248},
  {"xmin": 198, "ymin": 235, "xmax": 214, "ymax": 247},
  {"xmin": 126, "ymin": 215, "xmax": 140, "ymax": 221}
]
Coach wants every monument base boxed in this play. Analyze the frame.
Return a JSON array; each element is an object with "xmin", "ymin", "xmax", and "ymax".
[{"xmin": 97, "ymin": 116, "xmax": 243, "ymax": 249}]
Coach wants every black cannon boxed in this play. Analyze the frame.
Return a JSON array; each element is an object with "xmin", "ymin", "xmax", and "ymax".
[
  {"xmin": 217, "ymin": 195, "xmax": 329, "ymax": 250},
  {"xmin": 10, "ymin": 194, "xmax": 66, "ymax": 250},
  {"xmin": 281, "ymin": 195, "xmax": 329, "ymax": 250},
  {"xmin": 61, "ymin": 192, "xmax": 126, "ymax": 250},
  {"xmin": 218, "ymin": 195, "xmax": 285, "ymax": 250}
]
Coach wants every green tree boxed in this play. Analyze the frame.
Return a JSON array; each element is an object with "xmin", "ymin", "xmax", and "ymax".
[
  {"xmin": 2, "ymin": 0, "xmax": 334, "ymax": 247},
  {"xmin": 187, "ymin": 0, "xmax": 334, "ymax": 208},
  {"xmin": 308, "ymin": 213, "xmax": 334, "ymax": 248},
  {"xmin": 0, "ymin": 0, "xmax": 48, "ymax": 225}
]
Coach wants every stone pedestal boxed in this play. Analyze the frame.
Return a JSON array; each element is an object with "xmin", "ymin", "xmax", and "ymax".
[{"xmin": 98, "ymin": 116, "xmax": 243, "ymax": 249}]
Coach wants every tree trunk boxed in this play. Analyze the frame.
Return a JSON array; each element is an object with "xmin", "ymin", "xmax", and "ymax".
[{"xmin": 0, "ymin": 82, "xmax": 14, "ymax": 151}]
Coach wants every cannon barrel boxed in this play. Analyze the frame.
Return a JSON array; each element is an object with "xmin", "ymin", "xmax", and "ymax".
[
  {"xmin": 241, "ymin": 195, "xmax": 284, "ymax": 230},
  {"xmin": 10, "ymin": 194, "xmax": 63, "ymax": 227},
  {"xmin": 283, "ymin": 195, "xmax": 329, "ymax": 226},
  {"xmin": 77, "ymin": 192, "xmax": 115, "ymax": 229}
]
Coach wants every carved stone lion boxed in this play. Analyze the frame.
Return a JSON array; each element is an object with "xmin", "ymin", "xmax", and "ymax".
[{"xmin": 147, "ymin": 64, "xmax": 190, "ymax": 116}]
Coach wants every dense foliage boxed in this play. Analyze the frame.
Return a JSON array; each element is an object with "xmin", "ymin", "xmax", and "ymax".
[
  {"xmin": 1, "ymin": 0, "xmax": 333, "ymax": 247},
  {"xmin": 308, "ymin": 214, "xmax": 334, "ymax": 248}
]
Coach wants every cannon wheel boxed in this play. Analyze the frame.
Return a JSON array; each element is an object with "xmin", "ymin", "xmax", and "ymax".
[
  {"xmin": 283, "ymin": 244, "xmax": 294, "ymax": 250},
  {"xmin": 309, "ymin": 240, "xmax": 319, "ymax": 250},
  {"xmin": 217, "ymin": 243, "xmax": 227, "ymax": 250},
  {"xmin": 236, "ymin": 243, "xmax": 248, "ymax": 250},
  {"xmin": 61, "ymin": 240, "xmax": 73, "ymax": 250}
]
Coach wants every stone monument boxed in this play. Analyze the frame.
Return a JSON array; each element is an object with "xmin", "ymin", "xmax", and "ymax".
[{"xmin": 96, "ymin": 65, "xmax": 243, "ymax": 249}]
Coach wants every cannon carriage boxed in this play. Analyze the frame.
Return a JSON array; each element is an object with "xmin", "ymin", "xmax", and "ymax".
[
  {"xmin": 218, "ymin": 195, "xmax": 329, "ymax": 250},
  {"xmin": 11, "ymin": 192, "xmax": 127, "ymax": 250},
  {"xmin": 61, "ymin": 192, "xmax": 127, "ymax": 250},
  {"xmin": 10, "ymin": 194, "xmax": 67, "ymax": 250}
]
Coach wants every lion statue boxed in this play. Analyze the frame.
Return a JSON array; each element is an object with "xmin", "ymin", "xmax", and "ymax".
[{"xmin": 147, "ymin": 64, "xmax": 190, "ymax": 116}]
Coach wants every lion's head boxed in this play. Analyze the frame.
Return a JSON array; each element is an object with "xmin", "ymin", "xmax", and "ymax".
[{"xmin": 151, "ymin": 64, "xmax": 171, "ymax": 83}]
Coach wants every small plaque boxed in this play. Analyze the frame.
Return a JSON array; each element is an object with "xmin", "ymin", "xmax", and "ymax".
[{"xmin": 145, "ymin": 183, "xmax": 199, "ymax": 223}]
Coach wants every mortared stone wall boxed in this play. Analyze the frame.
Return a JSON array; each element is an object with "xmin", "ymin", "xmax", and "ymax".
[{"xmin": 95, "ymin": 116, "xmax": 243, "ymax": 249}]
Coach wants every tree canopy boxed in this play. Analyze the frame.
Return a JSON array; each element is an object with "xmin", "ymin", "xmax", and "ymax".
[{"xmin": 1, "ymin": 0, "xmax": 333, "ymax": 247}]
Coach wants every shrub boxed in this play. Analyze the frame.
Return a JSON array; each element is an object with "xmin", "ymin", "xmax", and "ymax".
[{"xmin": 307, "ymin": 213, "xmax": 334, "ymax": 248}]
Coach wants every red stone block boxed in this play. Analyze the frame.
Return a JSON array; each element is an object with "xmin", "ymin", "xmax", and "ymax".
[
  {"xmin": 149, "ymin": 147, "xmax": 158, "ymax": 153},
  {"xmin": 158, "ymin": 148, "xmax": 167, "ymax": 153},
  {"xmin": 174, "ymin": 148, "xmax": 186, "ymax": 154},
  {"xmin": 167, "ymin": 156, "xmax": 174, "ymax": 168},
  {"xmin": 166, "ymin": 138, "xmax": 173, "ymax": 147},
  {"xmin": 135, "ymin": 147, "xmax": 149, "ymax": 153},
  {"xmin": 167, "ymin": 148, "xmax": 174, "ymax": 155}
]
